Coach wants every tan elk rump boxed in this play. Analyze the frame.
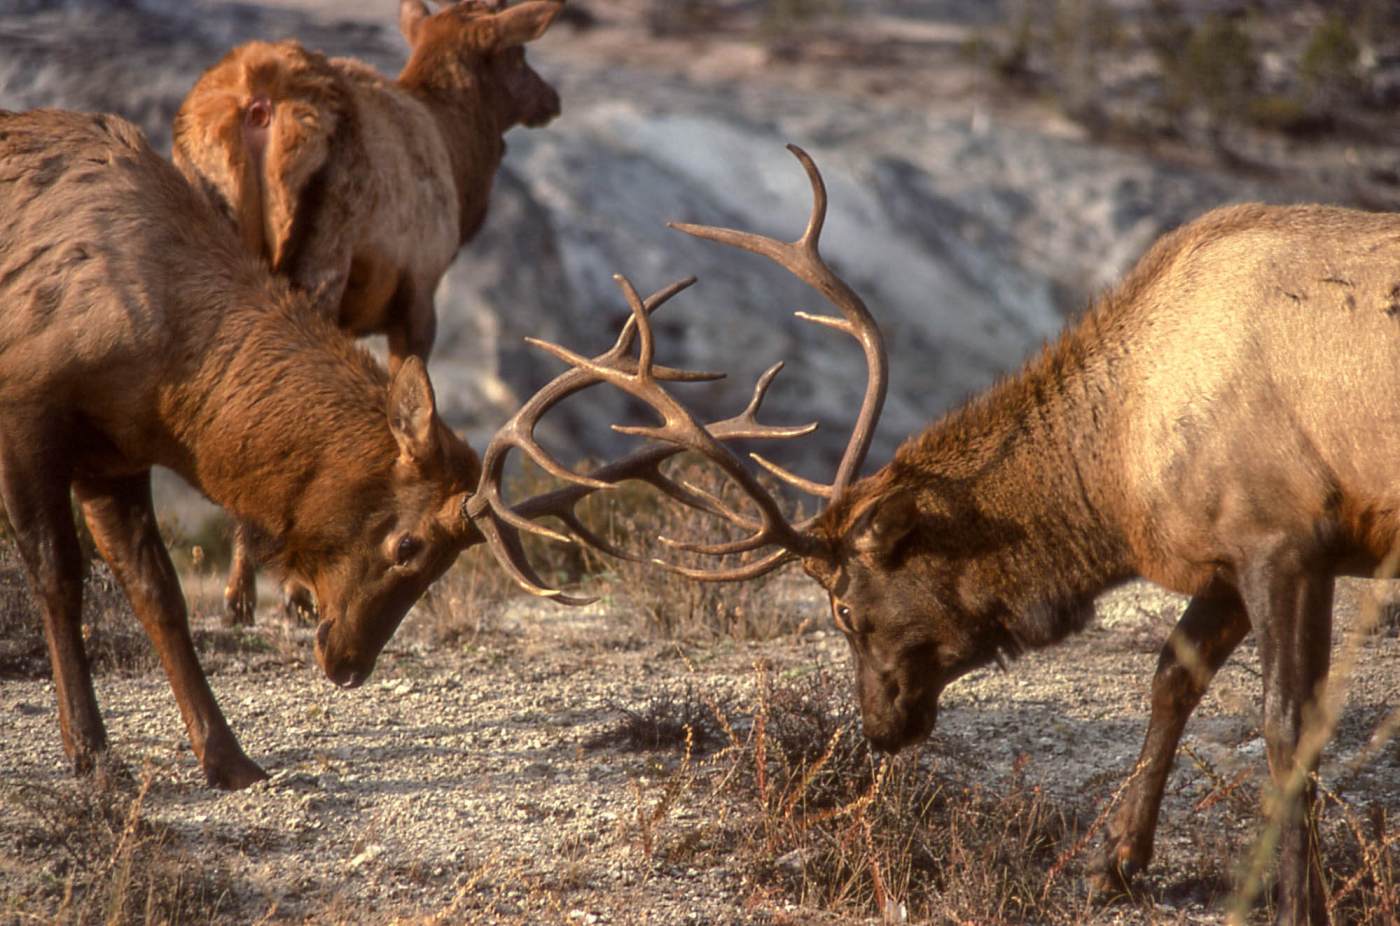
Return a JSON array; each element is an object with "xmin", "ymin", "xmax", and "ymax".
[{"xmin": 172, "ymin": 0, "xmax": 564, "ymax": 622}]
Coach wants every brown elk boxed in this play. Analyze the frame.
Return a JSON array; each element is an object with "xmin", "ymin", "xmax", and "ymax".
[
  {"xmin": 0, "ymin": 108, "xmax": 484, "ymax": 789},
  {"xmin": 172, "ymin": 0, "xmax": 563, "ymax": 623},
  {"xmin": 0, "ymin": 107, "xmax": 799, "ymax": 792},
  {"xmin": 509, "ymin": 149, "xmax": 1393, "ymax": 925}
]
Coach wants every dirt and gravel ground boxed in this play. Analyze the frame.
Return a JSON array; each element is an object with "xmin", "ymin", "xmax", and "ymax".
[{"xmin": 2, "ymin": 572, "xmax": 1395, "ymax": 923}]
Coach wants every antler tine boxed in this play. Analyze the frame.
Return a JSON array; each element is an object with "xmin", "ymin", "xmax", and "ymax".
[
  {"xmin": 670, "ymin": 144, "xmax": 888, "ymax": 502},
  {"xmin": 474, "ymin": 513, "xmax": 596, "ymax": 605},
  {"xmin": 464, "ymin": 275, "xmax": 714, "ymax": 597},
  {"xmin": 652, "ymin": 547, "xmax": 798, "ymax": 583},
  {"xmin": 466, "ymin": 148, "xmax": 883, "ymax": 596},
  {"xmin": 598, "ymin": 272, "xmax": 812, "ymax": 555}
]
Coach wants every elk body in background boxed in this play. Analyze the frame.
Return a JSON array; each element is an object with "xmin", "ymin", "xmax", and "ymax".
[
  {"xmin": 522, "ymin": 149, "xmax": 1395, "ymax": 926},
  {"xmin": 173, "ymin": 0, "xmax": 563, "ymax": 623},
  {"xmin": 0, "ymin": 109, "xmax": 483, "ymax": 789}
]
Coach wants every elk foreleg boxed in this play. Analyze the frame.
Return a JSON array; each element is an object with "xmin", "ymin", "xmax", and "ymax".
[
  {"xmin": 1092, "ymin": 583, "xmax": 1251, "ymax": 893},
  {"xmin": 1239, "ymin": 547, "xmax": 1331, "ymax": 926},
  {"xmin": 76, "ymin": 473, "xmax": 267, "ymax": 790},
  {"xmin": 385, "ymin": 278, "xmax": 436, "ymax": 376},
  {"xmin": 0, "ymin": 449, "xmax": 106, "ymax": 773}
]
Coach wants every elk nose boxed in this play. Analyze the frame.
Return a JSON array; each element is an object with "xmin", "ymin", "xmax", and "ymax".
[
  {"xmin": 313, "ymin": 619, "xmax": 368, "ymax": 689},
  {"xmin": 331, "ymin": 667, "xmax": 368, "ymax": 690}
]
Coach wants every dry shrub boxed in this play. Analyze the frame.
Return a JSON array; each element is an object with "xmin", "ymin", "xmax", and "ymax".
[
  {"xmin": 614, "ymin": 666, "xmax": 1091, "ymax": 923},
  {"xmin": 0, "ymin": 765, "xmax": 237, "ymax": 924},
  {"xmin": 581, "ymin": 457, "xmax": 807, "ymax": 642},
  {"xmin": 585, "ymin": 684, "xmax": 731, "ymax": 754},
  {"xmin": 0, "ymin": 543, "xmax": 153, "ymax": 679}
]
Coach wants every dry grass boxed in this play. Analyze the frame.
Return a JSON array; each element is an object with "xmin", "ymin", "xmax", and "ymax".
[
  {"xmin": 0, "ymin": 764, "xmax": 239, "ymax": 925},
  {"xmin": 599, "ymin": 658, "xmax": 1399, "ymax": 924}
]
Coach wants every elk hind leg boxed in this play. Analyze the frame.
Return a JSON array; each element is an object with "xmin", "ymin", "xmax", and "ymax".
[
  {"xmin": 1092, "ymin": 582, "xmax": 1250, "ymax": 893},
  {"xmin": 1238, "ymin": 547, "xmax": 1331, "ymax": 926},
  {"xmin": 223, "ymin": 520, "xmax": 257, "ymax": 626},
  {"xmin": 0, "ymin": 454, "xmax": 106, "ymax": 773},
  {"xmin": 77, "ymin": 473, "xmax": 267, "ymax": 790}
]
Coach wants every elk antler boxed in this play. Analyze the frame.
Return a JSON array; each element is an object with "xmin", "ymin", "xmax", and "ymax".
[{"xmin": 463, "ymin": 145, "xmax": 886, "ymax": 595}]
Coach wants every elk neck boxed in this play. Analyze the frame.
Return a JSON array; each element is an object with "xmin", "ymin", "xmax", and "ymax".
[
  {"xmin": 398, "ymin": 59, "xmax": 506, "ymax": 244},
  {"xmin": 160, "ymin": 264, "xmax": 396, "ymax": 568},
  {"xmin": 862, "ymin": 308, "xmax": 1139, "ymax": 653}
]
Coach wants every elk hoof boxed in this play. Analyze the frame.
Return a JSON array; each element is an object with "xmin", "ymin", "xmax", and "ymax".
[
  {"xmin": 203, "ymin": 751, "xmax": 268, "ymax": 791},
  {"xmin": 281, "ymin": 584, "xmax": 316, "ymax": 624},
  {"xmin": 1086, "ymin": 851, "xmax": 1141, "ymax": 898},
  {"xmin": 223, "ymin": 585, "xmax": 256, "ymax": 628}
]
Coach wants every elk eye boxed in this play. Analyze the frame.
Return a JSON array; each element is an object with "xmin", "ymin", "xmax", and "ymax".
[
  {"xmin": 835, "ymin": 604, "xmax": 853, "ymax": 630},
  {"xmin": 394, "ymin": 535, "xmax": 421, "ymax": 567}
]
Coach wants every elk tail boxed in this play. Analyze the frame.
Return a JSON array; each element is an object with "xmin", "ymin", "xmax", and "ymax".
[{"xmin": 173, "ymin": 51, "xmax": 338, "ymax": 275}]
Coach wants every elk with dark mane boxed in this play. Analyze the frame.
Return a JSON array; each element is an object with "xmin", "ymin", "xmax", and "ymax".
[{"xmin": 509, "ymin": 148, "xmax": 1392, "ymax": 926}]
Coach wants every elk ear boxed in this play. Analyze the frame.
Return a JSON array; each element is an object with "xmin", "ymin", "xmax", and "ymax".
[
  {"xmin": 849, "ymin": 491, "xmax": 918, "ymax": 560},
  {"xmin": 388, "ymin": 357, "xmax": 441, "ymax": 465},
  {"xmin": 490, "ymin": 1, "xmax": 563, "ymax": 48},
  {"xmin": 399, "ymin": 0, "xmax": 431, "ymax": 45}
]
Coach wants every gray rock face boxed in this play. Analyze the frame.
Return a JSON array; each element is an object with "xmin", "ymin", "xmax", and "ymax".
[{"xmin": 0, "ymin": 0, "xmax": 1282, "ymax": 482}]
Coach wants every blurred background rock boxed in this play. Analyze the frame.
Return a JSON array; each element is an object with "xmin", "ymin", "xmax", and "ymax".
[{"xmin": 3, "ymin": 0, "xmax": 1396, "ymax": 494}]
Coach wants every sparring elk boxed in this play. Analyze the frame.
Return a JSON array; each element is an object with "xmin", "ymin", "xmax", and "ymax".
[
  {"xmin": 504, "ymin": 148, "xmax": 1394, "ymax": 925},
  {"xmin": 0, "ymin": 108, "xmax": 803, "ymax": 793},
  {"xmin": 173, "ymin": 0, "xmax": 563, "ymax": 623}
]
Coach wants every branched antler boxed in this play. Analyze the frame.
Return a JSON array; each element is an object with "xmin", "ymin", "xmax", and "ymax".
[{"xmin": 463, "ymin": 145, "xmax": 886, "ymax": 596}]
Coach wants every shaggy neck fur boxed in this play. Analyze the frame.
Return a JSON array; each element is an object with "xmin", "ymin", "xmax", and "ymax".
[{"xmin": 825, "ymin": 299, "xmax": 1143, "ymax": 655}]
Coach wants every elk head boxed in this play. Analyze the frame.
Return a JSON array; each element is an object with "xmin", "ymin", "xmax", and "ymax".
[
  {"xmin": 399, "ymin": 0, "xmax": 563, "ymax": 130},
  {"xmin": 450, "ymin": 147, "xmax": 964, "ymax": 754},
  {"xmin": 307, "ymin": 357, "xmax": 481, "ymax": 688}
]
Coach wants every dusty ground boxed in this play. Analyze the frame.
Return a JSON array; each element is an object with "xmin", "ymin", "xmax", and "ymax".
[{"xmin": 1, "ymin": 572, "xmax": 1396, "ymax": 923}]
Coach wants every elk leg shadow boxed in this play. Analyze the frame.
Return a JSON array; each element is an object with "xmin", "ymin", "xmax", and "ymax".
[
  {"xmin": 76, "ymin": 472, "xmax": 267, "ymax": 790},
  {"xmin": 1092, "ymin": 581, "xmax": 1250, "ymax": 893}
]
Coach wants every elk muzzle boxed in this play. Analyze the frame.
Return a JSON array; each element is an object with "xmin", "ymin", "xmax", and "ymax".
[
  {"xmin": 520, "ymin": 79, "xmax": 560, "ymax": 128},
  {"xmin": 857, "ymin": 662, "xmax": 941, "ymax": 753},
  {"xmin": 314, "ymin": 617, "xmax": 373, "ymax": 689}
]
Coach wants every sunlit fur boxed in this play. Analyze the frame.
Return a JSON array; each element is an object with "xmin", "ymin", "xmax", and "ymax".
[
  {"xmin": 172, "ymin": 0, "xmax": 564, "ymax": 362},
  {"xmin": 807, "ymin": 203, "xmax": 1400, "ymax": 924},
  {"xmin": 0, "ymin": 109, "xmax": 478, "ymax": 789}
]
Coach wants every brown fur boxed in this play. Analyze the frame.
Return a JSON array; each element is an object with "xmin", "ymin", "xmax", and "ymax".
[
  {"xmin": 0, "ymin": 109, "xmax": 480, "ymax": 789},
  {"xmin": 174, "ymin": 0, "xmax": 561, "ymax": 624},
  {"xmin": 804, "ymin": 203, "xmax": 1400, "ymax": 925},
  {"xmin": 171, "ymin": 0, "xmax": 564, "ymax": 362}
]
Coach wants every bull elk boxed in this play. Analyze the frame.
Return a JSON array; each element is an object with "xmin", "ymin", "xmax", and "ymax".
[
  {"xmin": 0, "ymin": 108, "xmax": 494, "ymax": 789},
  {"xmin": 172, "ymin": 0, "xmax": 564, "ymax": 624},
  {"xmin": 508, "ymin": 149, "xmax": 1391, "ymax": 925}
]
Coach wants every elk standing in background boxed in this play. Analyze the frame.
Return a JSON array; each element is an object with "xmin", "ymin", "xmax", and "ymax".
[
  {"xmin": 518, "ymin": 148, "xmax": 1392, "ymax": 926},
  {"xmin": 172, "ymin": 0, "xmax": 563, "ymax": 624},
  {"xmin": 0, "ymin": 109, "xmax": 483, "ymax": 789}
]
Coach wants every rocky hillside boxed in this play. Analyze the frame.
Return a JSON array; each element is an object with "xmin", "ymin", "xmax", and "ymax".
[{"xmin": 0, "ymin": 0, "xmax": 1312, "ymax": 478}]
